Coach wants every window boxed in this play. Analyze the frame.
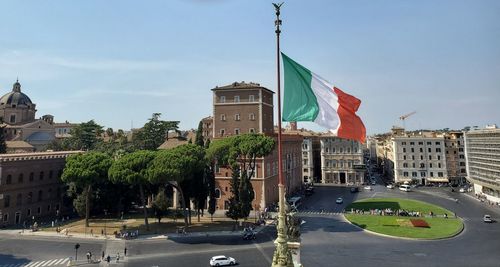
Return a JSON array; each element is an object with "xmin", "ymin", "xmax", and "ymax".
[
  {"xmin": 27, "ymin": 209, "xmax": 31, "ymax": 216},
  {"xmin": 403, "ymin": 148, "xmax": 406, "ymax": 153},
  {"xmin": 38, "ymin": 190, "xmax": 43, "ymax": 201},
  {"xmin": 436, "ymin": 148, "xmax": 442, "ymax": 153},
  {"xmin": 429, "ymin": 155, "xmax": 432, "ymax": 160},
  {"xmin": 438, "ymin": 172, "xmax": 444, "ymax": 177},
  {"xmin": 18, "ymin": 174, "xmax": 24, "ymax": 183},
  {"xmin": 412, "ymin": 155, "xmax": 415, "ymax": 160},
  {"xmin": 403, "ymin": 172, "xmax": 409, "ymax": 177},
  {"xmin": 459, "ymin": 162, "xmax": 466, "ymax": 166},
  {"xmin": 410, "ymin": 142, "xmax": 415, "ymax": 145},
  {"xmin": 234, "ymin": 128, "xmax": 240, "ymax": 135},
  {"xmin": 437, "ymin": 155, "xmax": 441, "ymax": 160},
  {"xmin": 37, "ymin": 207, "xmax": 41, "ymax": 214},
  {"xmin": 430, "ymin": 163, "xmax": 433, "ymax": 168},
  {"xmin": 3, "ymin": 214, "xmax": 8, "ymax": 223},
  {"xmin": 402, "ymin": 142, "xmax": 407, "ymax": 145},
  {"xmin": 215, "ymin": 188, "xmax": 221, "ymax": 199},
  {"xmin": 219, "ymin": 129, "xmax": 225, "ymax": 136},
  {"xmin": 234, "ymin": 96, "xmax": 240, "ymax": 102},
  {"xmin": 438, "ymin": 163, "xmax": 442, "ymax": 168},
  {"xmin": 420, "ymin": 172, "xmax": 426, "ymax": 177},
  {"xmin": 411, "ymin": 148, "xmax": 415, "ymax": 153},
  {"xmin": 235, "ymin": 114, "xmax": 240, "ymax": 121},
  {"xmin": 430, "ymin": 172, "xmax": 434, "ymax": 177},
  {"xmin": 249, "ymin": 128, "xmax": 255, "ymax": 133},
  {"xmin": 220, "ymin": 114, "xmax": 226, "ymax": 121},
  {"xmin": 412, "ymin": 163, "xmax": 416, "ymax": 168},
  {"xmin": 10, "ymin": 114, "xmax": 16, "ymax": 123},
  {"xmin": 4, "ymin": 195, "xmax": 10, "ymax": 207},
  {"xmin": 47, "ymin": 205, "xmax": 51, "ymax": 211},
  {"xmin": 27, "ymin": 192, "xmax": 33, "ymax": 203},
  {"xmin": 403, "ymin": 163, "xmax": 408, "ymax": 168},
  {"xmin": 249, "ymin": 95, "xmax": 255, "ymax": 102},
  {"xmin": 428, "ymin": 147, "xmax": 431, "ymax": 153},
  {"xmin": 419, "ymin": 148, "xmax": 423, "ymax": 153},
  {"xmin": 6, "ymin": 175, "xmax": 12, "ymax": 184},
  {"xmin": 220, "ymin": 96, "xmax": 226, "ymax": 103},
  {"xmin": 420, "ymin": 155, "xmax": 424, "ymax": 160},
  {"xmin": 435, "ymin": 142, "xmax": 441, "ymax": 145},
  {"xmin": 420, "ymin": 163, "xmax": 425, "ymax": 168},
  {"xmin": 427, "ymin": 142, "xmax": 431, "ymax": 145},
  {"xmin": 418, "ymin": 142, "xmax": 423, "ymax": 145},
  {"xmin": 39, "ymin": 171, "xmax": 44, "ymax": 181},
  {"xmin": 459, "ymin": 155, "xmax": 465, "ymax": 159},
  {"xmin": 403, "ymin": 155, "xmax": 406, "ymax": 160},
  {"xmin": 412, "ymin": 172, "xmax": 417, "ymax": 177},
  {"xmin": 249, "ymin": 113, "xmax": 255, "ymax": 121},
  {"xmin": 49, "ymin": 170, "xmax": 53, "ymax": 179}
]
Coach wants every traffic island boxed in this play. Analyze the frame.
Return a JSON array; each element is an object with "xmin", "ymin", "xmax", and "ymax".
[{"xmin": 344, "ymin": 198, "xmax": 464, "ymax": 239}]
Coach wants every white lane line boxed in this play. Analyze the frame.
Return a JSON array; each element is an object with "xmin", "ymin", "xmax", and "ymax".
[
  {"xmin": 23, "ymin": 262, "xmax": 36, "ymax": 267},
  {"xmin": 41, "ymin": 260, "xmax": 56, "ymax": 266},
  {"xmin": 58, "ymin": 258, "xmax": 69, "ymax": 265},
  {"xmin": 31, "ymin": 261, "xmax": 46, "ymax": 267}
]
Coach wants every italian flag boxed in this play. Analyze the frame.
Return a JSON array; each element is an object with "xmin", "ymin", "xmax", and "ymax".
[{"xmin": 281, "ymin": 52, "xmax": 366, "ymax": 143}]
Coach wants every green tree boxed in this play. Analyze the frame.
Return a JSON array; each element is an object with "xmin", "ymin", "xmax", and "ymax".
[
  {"xmin": 105, "ymin": 128, "xmax": 114, "ymax": 139},
  {"xmin": 0, "ymin": 125, "xmax": 6, "ymax": 153},
  {"xmin": 133, "ymin": 113, "xmax": 179, "ymax": 150},
  {"xmin": 203, "ymin": 138, "xmax": 216, "ymax": 222},
  {"xmin": 147, "ymin": 144, "xmax": 206, "ymax": 227},
  {"xmin": 208, "ymin": 134, "xmax": 275, "ymax": 222},
  {"xmin": 108, "ymin": 150, "xmax": 156, "ymax": 230},
  {"xmin": 68, "ymin": 120, "xmax": 104, "ymax": 150},
  {"xmin": 152, "ymin": 188, "xmax": 171, "ymax": 224},
  {"xmin": 195, "ymin": 120, "xmax": 204, "ymax": 147},
  {"xmin": 61, "ymin": 152, "xmax": 112, "ymax": 227}
]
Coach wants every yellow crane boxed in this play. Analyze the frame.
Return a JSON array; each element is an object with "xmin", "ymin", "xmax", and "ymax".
[{"xmin": 399, "ymin": 111, "xmax": 416, "ymax": 131}]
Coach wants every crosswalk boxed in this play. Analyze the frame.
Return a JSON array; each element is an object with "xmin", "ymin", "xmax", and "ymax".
[
  {"xmin": 0, "ymin": 258, "xmax": 69, "ymax": 267},
  {"xmin": 297, "ymin": 210, "xmax": 344, "ymax": 216}
]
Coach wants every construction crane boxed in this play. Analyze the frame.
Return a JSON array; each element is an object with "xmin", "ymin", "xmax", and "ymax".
[{"xmin": 399, "ymin": 111, "xmax": 416, "ymax": 131}]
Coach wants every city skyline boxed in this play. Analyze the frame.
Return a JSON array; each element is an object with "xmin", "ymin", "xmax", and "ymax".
[{"xmin": 1, "ymin": 0, "xmax": 498, "ymax": 134}]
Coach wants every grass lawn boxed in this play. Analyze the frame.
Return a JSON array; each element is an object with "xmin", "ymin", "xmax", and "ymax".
[{"xmin": 344, "ymin": 198, "xmax": 463, "ymax": 239}]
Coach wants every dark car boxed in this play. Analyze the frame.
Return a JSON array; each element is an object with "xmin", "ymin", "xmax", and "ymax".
[{"xmin": 350, "ymin": 187, "xmax": 359, "ymax": 193}]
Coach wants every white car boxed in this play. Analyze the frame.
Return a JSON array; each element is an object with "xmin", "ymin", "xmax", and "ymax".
[
  {"xmin": 364, "ymin": 186, "xmax": 372, "ymax": 191},
  {"xmin": 386, "ymin": 184, "xmax": 394, "ymax": 189},
  {"xmin": 210, "ymin": 255, "xmax": 236, "ymax": 266},
  {"xmin": 459, "ymin": 188, "xmax": 466, "ymax": 193},
  {"xmin": 336, "ymin": 197, "xmax": 343, "ymax": 204},
  {"xmin": 483, "ymin": 215, "xmax": 493, "ymax": 223}
]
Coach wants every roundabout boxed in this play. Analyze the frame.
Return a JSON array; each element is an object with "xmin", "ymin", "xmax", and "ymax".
[{"xmin": 344, "ymin": 198, "xmax": 464, "ymax": 239}]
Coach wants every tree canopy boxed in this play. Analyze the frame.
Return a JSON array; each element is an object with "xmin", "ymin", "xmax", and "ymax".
[{"xmin": 133, "ymin": 113, "xmax": 179, "ymax": 150}]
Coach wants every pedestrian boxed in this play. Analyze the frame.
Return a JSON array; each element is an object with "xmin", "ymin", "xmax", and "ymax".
[
  {"xmin": 102, "ymin": 251, "xmax": 105, "ymax": 260},
  {"xmin": 116, "ymin": 252, "xmax": 120, "ymax": 263},
  {"xmin": 106, "ymin": 255, "xmax": 111, "ymax": 264},
  {"xmin": 124, "ymin": 247, "xmax": 127, "ymax": 256},
  {"xmin": 90, "ymin": 229, "xmax": 93, "ymax": 236},
  {"xmin": 86, "ymin": 251, "xmax": 91, "ymax": 263}
]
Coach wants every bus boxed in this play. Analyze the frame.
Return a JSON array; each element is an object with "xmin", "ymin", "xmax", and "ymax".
[{"xmin": 399, "ymin": 184, "xmax": 411, "ymax": 192}]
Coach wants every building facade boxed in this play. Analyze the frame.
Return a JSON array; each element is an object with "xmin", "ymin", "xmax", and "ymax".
[
  {"xmin": 464, "ymin": 126, "xmax": 500, "ymax": 204},
  {"xmin": 393, "ymin": 134, "xmax": 448, "ymax": 184},
  {"xmin": 0, "ymin": 151, "xmax": 82, "ymax": 227},
  {"xmin": 209, "ymin": 82, "xmax": 303, "ymax": 211},
  {"xmin": 320, "ymin": 136, "xmax": 365, "ymax": 185},
  {"xmin": 444, "ymin": 131, "xmax": 467, "ymax": 185}
]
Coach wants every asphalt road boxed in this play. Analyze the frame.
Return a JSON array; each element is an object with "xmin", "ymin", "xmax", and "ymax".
[{"xmin": 1, "ymin": 182, "xmax": 499, "ymax": 267}]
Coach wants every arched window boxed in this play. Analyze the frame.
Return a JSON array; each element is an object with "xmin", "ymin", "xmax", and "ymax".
[
  {"xmin": 38, "ymin": 190, "xmax": 43, "ymax": 201},
  {"xmin": 215, "ymin": 188, "xmax": 221, "ymax": 199},
  {"xmin": 27, "ymin": 192, "xmax": 33, "ymax": 203},
  {"xmin": 18, "ymin": 173, "xmax": 24, "ymax": 183},
  {"xmin": 6, "ymin": 175, "xmax": 12, "ymax": 184},
  {"xmin": 29, "ymin": 172, "xmax": 34, "ymax": 182},
  {"xmin": 39, "ymin": 171, "xmax": 44, "ymax": 181}
]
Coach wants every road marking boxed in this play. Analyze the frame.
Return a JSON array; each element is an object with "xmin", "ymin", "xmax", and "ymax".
[
  {"xmin": 31, "ymin": 261, "xmax": 46, "ymax": 267},
  {"xmin": 23, "ymin": 262, "xmax": 37, "ymax": 267},
  {"xmin": 58, "ymin": 258, "xmax": 69, "ymax": 265},
  {"xmin": 42, "ymin": 259, "xmax": 57, "ymax": 266}
]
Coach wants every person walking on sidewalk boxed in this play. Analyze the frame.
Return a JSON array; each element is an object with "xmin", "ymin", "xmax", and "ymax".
[{"xmin": 124, "ymin": 247, "xmax": 127, "ymax": 257}]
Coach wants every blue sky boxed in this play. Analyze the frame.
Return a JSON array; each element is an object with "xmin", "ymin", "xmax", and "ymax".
[{"xmin": 1, "ymin": 0, "xmax": 499, "ymax": 134}]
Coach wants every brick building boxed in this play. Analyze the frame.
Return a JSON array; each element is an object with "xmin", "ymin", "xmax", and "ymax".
[
  {"xmin": 208, "ymin": 82, "xmax": 303, "ymax": 211},
  {"xmin": 0, "ymin": 151, "xmax": 82, "ymax": 227}
]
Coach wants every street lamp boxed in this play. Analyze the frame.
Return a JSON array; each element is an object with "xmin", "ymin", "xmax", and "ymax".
[
  {"xmin": 103, "ymin": 209, "xmax": 107, "ymax": 237},
  {"xmin": 74, "ymin": 243, "xmax": 80, "ymax": 261}
]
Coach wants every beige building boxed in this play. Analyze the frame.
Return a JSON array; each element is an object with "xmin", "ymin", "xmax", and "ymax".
[
  {"xmin": 320, "ymin": 136, "xmax": 365, "ymax": 185},
  {"xmin": 464, "ymin": 125, "xmax": 500, "ymax": 203},
  {"xmin": 393, "ymin": 133, "xmax": 448, "ymax": 184},
  {"xmin": 209, "ymin": 82, "xmax": 303, "ymax": 211},
  {"xmin": 1, "ymin": 80, "xmax": 56, "ymax": 151},
  {"xmin": 0, "ymin": 151, "xmax": 82, "ymax": 227}
]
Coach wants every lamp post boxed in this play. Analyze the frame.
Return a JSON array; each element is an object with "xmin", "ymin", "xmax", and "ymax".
[{"xmin": 271, "ymin": 3, "xmax": 293, "ymax": 267}]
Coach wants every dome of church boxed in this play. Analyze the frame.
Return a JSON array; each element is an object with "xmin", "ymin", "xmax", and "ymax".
[{"xmin": 0, "ymin": 80, "xmax": 33, "ymax": 107}]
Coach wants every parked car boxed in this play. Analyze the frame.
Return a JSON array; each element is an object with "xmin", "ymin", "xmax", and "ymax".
[
  {"xmin": 459, "ymin": 188, "xmax": 466, "ymax": 193},
  {"xmin": 386, "ymin": 184, "xmax": 394, "ymax": 189},
  {"xmin": 350, "ymin": 187, "xmax": 359, "ymax": 193},
  {"xmin": 336, "ymin": 197, "xmax": 343, "ymax": 204},
  {"xmin": 371, "ymin": 180, "xmax": 376, "ymax": 185},
  {"xmin": 210, "ymin": 255, "xmax": 236, "ymax": 266},
  {"xmin": 483, "ymin": 215, "xmax": 493, "ymax": 223},
  {"xmin": 364, "ymin": 186, "xmax": 372, "ymax": 191}
]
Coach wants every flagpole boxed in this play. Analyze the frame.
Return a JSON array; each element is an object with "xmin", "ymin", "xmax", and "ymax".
[{"xmin": 272, "ymin": 3, "xmax": 293, "ymax": 267}]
